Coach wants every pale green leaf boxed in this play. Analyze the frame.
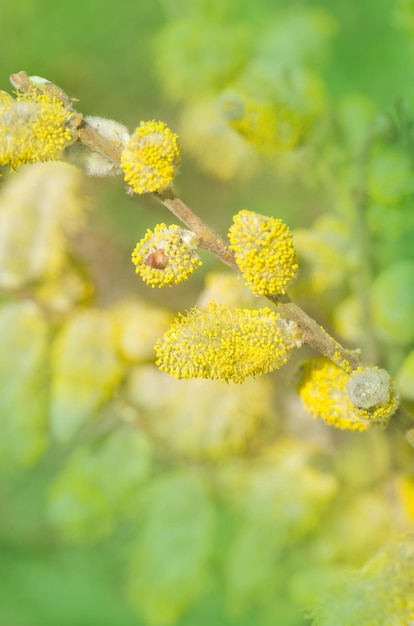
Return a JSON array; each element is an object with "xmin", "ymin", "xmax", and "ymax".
[
  {"xmin": 48, "ymin": 425, "xmax": 152, "ymax": 542},
  {"xmin": 50, "ymin": 309, "xmax": 125, "ymax": 442},
  {"xmin": 0, "ymin": 301, "xmax": 49, "ymax": 467},
  {"xmin": 127, "ymin": 470, "xmax": 214, "ymax": 625}
]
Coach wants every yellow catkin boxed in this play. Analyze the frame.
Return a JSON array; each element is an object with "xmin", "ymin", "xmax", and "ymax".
[
  {"xmin": 131, "ymin": 224, "xmax": 202, "ymax": 287},
  {"xmin": 0, "ymin": 89, "xmax": 77, "ymax": 170},
  {"xmin": 228, "ymin": 209, "xmax": 299, "ymax": 295},
  {"xmin": 296, "ymin": 358, "xmax": 398, "ymax": 431},
  {"xmin": 397, "ymin": 475, "xmax": 414, "ymax": 521},
  {"xmin": 228, "ymin": 100, "xmax": 308, "ymax": 153},
  {"xmin": 121, "ymin": 120, "xmax": 181, "ymax": 194},
  {"xmin": 126, "ymin": 366, "xmax": 275, "ymax": 460},
  {"xmin": 346, "ymin": 366, "xmax": 399, "ymax": 425},
  {"xmin": 155, "ymin": 302, "xmax": 301, "ymax": 383}
]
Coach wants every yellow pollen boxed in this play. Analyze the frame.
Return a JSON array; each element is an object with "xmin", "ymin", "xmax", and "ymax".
[
  {"xmin": 121, "ymin": 120, "xmax": 181, "ymax": 194},
  {"xmin": 228, "ymin": 209, "xmax": 299, "ymax": 296}
]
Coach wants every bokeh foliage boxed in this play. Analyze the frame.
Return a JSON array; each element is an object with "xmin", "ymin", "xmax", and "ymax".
[{"xmin": 2, "ymin": 0, "xmax": 414, "ymax": 625}]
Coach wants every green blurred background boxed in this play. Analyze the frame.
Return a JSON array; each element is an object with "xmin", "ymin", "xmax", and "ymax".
[
  {"xmin": 2, "ymin": 0, "xmax": 413, "ymax": 313},
  {"xmin": 2, "ymin": 1, "xmax": 414, "ymax": 624}
]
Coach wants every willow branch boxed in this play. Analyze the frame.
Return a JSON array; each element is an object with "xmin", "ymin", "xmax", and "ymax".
[
  {"xmin": 78, "ymin": 108, "xmax": 364, "ymax": 368},
  {"xmin": 154, "ymin": 189, "xmax": 361, "ymax": 369},
  {"xmin": 6, "ymin": 72, "xmax": 375, "ymax": 370},
  {"xmin": 12, "ymin": 71, "xmax": 414, "ymax": 442}
]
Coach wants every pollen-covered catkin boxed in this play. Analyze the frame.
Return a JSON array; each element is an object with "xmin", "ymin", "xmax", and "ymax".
[
  {"xmin": 131, "ymin": 224, "xmax": 202, "ymax": 287},
  {"xmin": 222, "ymin": 93, "xmax": 309, "ymax": 153},
  {"xmin": 228, "ymin": 209, "xmax": 299, "ymax": 296},
  {"xmin": 296, "ymin": 358, "xmax": 399, "ymax": 430},
  {"xmin": 155, "ymin": 302, "xmax": 302, "ymax": 382},
  {"xmin": 0, "ymin": 89, "xmax": 77, "ymax": 170},
  {"xmin": 121, "ymin": 120, "xmax": 181, "ymax": 194}
]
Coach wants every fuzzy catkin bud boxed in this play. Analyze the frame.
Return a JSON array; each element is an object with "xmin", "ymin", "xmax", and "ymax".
[
  {"xmin": 121, "ymin": 120, "xmax": 181, "ymax": 194},
  {"xmin": 221, "ymin": 92, "xmax": 309, "ymax": 153},
  {"xmin": 131, "ymin": 224, "xmax": 202, "ymax": 288},
  {"xmin": 228, "ymin": 209, "xmax": 299, "ymax": 296},
  {"xmin": 64, "ymin": 115, "xmax": 130, "ymax": 177}
]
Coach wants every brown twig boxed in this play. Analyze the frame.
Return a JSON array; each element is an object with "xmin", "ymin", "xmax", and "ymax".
[{"xmin": 155, "ymin": 188, "xmax": 239, "ymax": 270}]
